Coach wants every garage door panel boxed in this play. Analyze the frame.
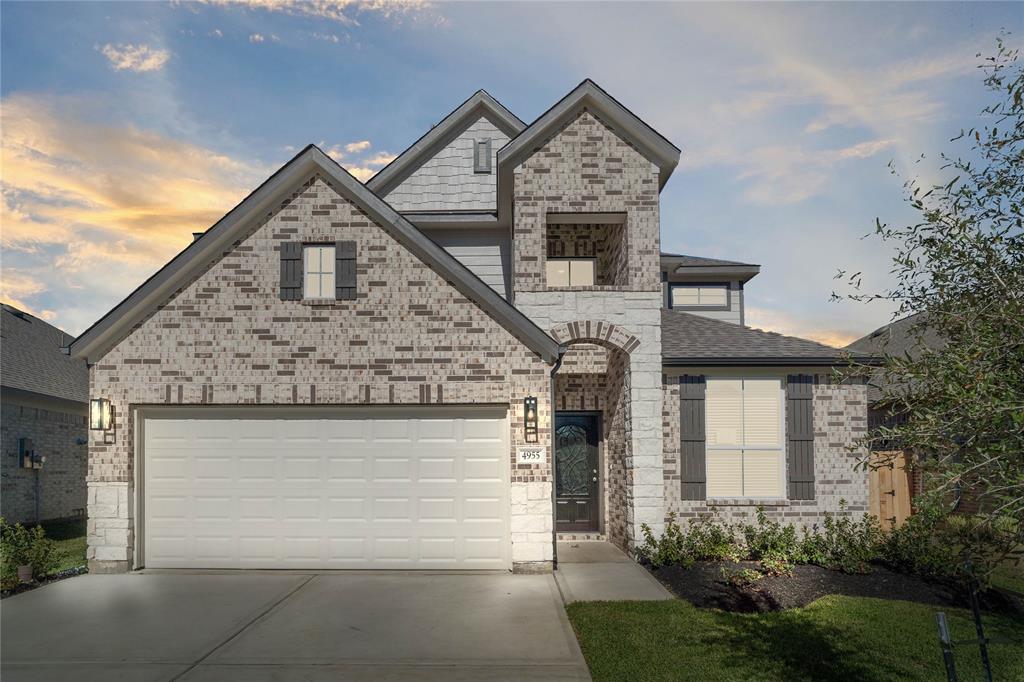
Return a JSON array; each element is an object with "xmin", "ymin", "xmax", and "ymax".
[{"xmin": 144, "ymin": 414, "xmax": 509, "ymax": 570}]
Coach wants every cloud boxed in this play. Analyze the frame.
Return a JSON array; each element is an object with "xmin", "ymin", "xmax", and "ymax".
[
  {"xmin": 745, "ymin": 306, "xmax": 862, "ymax": 348},
  {"xmin": 0, "ymin": 93, "xmax": 269, "ymax": 332},
  {"xmin": 98, "ymin": 43, "xmax": 171, "ymax": 73},
  {"xmin": 209, "ymin": 28, "xmax": 224, "ymax": 38},
  {"xmin": 345, "ymin": 140, "xmax": 372, "ymax": 153},
  {"xmin": 188, "ymin": 0, "xmax": 438, "ymax": 27},
  {"xmin": 737, "ymin": 138, "xmax": 896, "ymax": 205}
]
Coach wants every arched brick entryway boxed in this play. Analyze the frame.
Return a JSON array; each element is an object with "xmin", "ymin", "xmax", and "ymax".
[{"xmin": 550, "ymin": 320, "xmax": 641, "ymax": 354}]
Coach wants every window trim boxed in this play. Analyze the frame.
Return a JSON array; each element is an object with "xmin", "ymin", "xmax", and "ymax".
[
  {"xmin": 474, "ymin": 139, "xmax": 492, "ymax": 174},
  {"xmin": 669, "ymin": 283, "xmax": 731, "ymax": 311},
  {"xmin": 303, "ymin": 243, "xmax": 336, "ymax": 300},
  {"xmin": 546, "ymin": 256, "xmax": 597, "ymax": 288},
  {"xmin": 705, "ymin": 376, "xmax": 786, "ymax": 499}
]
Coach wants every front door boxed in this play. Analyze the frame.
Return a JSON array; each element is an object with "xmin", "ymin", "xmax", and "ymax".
[{"xmin": 554, "ymin": 413, "xmax": 600, "ymax": 532}]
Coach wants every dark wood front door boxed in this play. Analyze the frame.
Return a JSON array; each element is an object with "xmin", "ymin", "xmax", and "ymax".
[{"xmin": 554, "ymin": 414, "xmax": 600, "ymax": 532}]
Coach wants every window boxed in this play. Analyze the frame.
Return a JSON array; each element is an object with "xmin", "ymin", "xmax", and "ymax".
[
  {"xmin": 671, "ymin": 284, "xmax": 729, "ymax": 308},
  {"xmin": 303, "ymin": 245, "xmax": 335, "ymax": 299},
  {"xmin": 474, "ymin": 139, "xmax": 492, "ymax": 173},
  {"xmin": 706, "ymin": 378, "xmax": 784, "ymax": 498},
  {"xmin": 546, "ymin": 258, "xmax": 595, "ymax": 287}
]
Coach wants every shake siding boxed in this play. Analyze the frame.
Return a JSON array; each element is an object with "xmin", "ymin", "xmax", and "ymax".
[{"xmin": 384, "ymin": 116, "xmax": 509, "ymax": 212}]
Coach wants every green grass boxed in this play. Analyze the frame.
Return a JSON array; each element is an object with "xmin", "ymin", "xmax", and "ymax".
[
  {"xmin": 567, "ymin": 596, "xmax": 1024, "ymax": 682},
  {"xmin": 991, "ymin": 562, "xmax": 1024, "ymax": 595},
  {"xmin": 40, "ymin": 518, "xmax": 87, "ymax": 574}
]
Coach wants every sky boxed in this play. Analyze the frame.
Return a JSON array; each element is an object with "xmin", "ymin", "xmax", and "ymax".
[{"xmin": 1, "ymin": 1, "xmax": 1020, "ymax": 346}]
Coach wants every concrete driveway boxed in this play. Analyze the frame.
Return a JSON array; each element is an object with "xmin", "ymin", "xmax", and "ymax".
[{"xmin": 1, "ymin": 572, "xmax": 590, "ymax": 681}]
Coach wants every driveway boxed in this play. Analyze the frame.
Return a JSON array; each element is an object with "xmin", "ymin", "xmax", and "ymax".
[{"xmin": 1, "ymin": 572, "xmax": 590, "ymax": 681}]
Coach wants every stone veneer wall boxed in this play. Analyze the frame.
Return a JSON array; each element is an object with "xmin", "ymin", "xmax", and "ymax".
[
  {"xmin": 88, "ymin": 174, "xmax": 553, "ymax": 572},
  {"xmin": 511, "ymin": 107, "xmax": 666, "ymax": 547},
  {"xmin": 1, "ymin": 399, "xmax": 88, "ymax": 523},
  {"xmin": 662, "ymin": 375, "xmax": 870, "ymax": 528}
]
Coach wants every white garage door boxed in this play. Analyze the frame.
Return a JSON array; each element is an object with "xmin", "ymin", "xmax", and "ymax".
[{"xmin": 142, "ymin": 412, "xmax": 510, "ymax": 570}]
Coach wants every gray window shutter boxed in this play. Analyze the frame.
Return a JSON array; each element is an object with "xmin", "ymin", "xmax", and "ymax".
[
  {"xmin": 679, "ymin": 375, "xmax": 706, "ymax": 500},
  {"xmin": 786, "ymin": 374, "xmax": 815, "ymax": 500},
  {"xmin": 279, "ymin": 242, "xmax": 302, "ymax": 300},
  {"xmin": 335, "ymin": 240, "xmax": 357, "ymax": 300},
  {"xmin": 474, "ymin": 139, "xmax": 492, "ymax": 173}
]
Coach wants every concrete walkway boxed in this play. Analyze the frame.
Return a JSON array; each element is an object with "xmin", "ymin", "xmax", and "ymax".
[
  {"xmin": 554, "ymin": 541, "xmax": 673, "ymax": 603},
  {"xmin": 1, "ymin": 572, "xmax": 590, "ymax": 681}
]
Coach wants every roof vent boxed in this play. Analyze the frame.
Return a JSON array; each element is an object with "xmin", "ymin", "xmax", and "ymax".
[{"xmin": 192, "ymin": 232, "xmax": 205, "ymax": 242}]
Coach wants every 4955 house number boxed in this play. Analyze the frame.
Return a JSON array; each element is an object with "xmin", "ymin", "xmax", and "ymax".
[{"xmin": 516, "ymin": 446, "xmax": 547, "ymax": 465}]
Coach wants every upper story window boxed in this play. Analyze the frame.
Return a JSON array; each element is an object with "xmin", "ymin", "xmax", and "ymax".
[
  {"xmin": 546, "ymin": 258, "xmax": 595, "ymax": 287},
  {"xmin": 670, "ymin": 284, "xmax": 729, "ymax": 308},
  {"xmin": 304, "ymin": 245, "xmax": 336, "ymax": 299},
  {"xmin": 706, "ymin": 378, "xmax": 784, "ymax": 498},
  {"xmin": 474, "ymin": 139, "xmax": 492, "ymax": 174}
]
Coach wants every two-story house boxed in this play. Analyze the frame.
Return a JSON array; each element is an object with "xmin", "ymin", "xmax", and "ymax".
[{"xmin": 70, "ymin": 81, "xmax": 869, "ymax": 574}]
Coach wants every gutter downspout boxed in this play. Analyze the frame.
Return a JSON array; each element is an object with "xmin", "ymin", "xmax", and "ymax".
[{"xmin": 549, "ymin": 349, "xmax": 565, "ymax": 571}]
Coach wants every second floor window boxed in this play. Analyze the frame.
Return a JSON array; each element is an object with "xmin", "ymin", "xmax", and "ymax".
[
  {"xmin": 304, "ymin": 245, "xmax": 335, "ymax": 299},
  {"xmin": 546, "ymin": 258, "xmax": 595, "ymax": 287},
  {"xmin": 671, "ymin": 284, "xmax": 729, "ymax": 308}
]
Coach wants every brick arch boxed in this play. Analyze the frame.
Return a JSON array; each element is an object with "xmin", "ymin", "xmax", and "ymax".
[{"xmin": 550, "ymin": 320, "xmax": 640, "ymax": 354}]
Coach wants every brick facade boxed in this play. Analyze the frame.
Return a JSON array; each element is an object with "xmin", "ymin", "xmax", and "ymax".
[
  {"xmin": 662, "ymin": 373, "xmax": 870, "ymax": 529},
  {"xmin": 87, "ymin": 174, "xmax": 552, "ymax": 572},
  {"xmin": 1, "ymin": 399, "xmax": 87, "ymax": 523}
]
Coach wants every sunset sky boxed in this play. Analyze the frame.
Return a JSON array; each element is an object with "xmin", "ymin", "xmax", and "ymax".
[{"xmin": 1, "ymin": 1, "xmax": 1019, "ymax": 345}]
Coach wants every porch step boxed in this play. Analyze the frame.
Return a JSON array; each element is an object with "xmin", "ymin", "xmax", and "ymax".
[{"xmin": 556, "ymin": 532, "xmax": 607, "ymax": 542}]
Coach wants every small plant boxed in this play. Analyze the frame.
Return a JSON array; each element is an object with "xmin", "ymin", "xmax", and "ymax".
[
  {"xmin": 687, "ymin": 510, "xmax": 743, "ymax": 562},
  {"xmin": 799, "ymin": 501, "xmax": 882, "ymax": 574},
  {"xmin": 721, "ymin": 566, "xmax": 762, "ymax": 587},
  {"xmin": 759, "ymin": 554, "xmax": 793, "ymax": 577},
  {"xmin": 1, "ymin": 518, "xmax": 64, "ymax": 589},
  {"xmin": 639, "ymin": 514, "xmax": 691, "ymax": 568},
  {"xmin": 741, "ymin": 508, "xmax": 804, "ymax": 564}
]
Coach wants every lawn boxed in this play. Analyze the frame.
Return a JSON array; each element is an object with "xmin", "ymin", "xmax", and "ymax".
[
  {"xmin": 567, "ymin": 596, "xmax": 1024, "ymax": 682},
  {"xmin": 40, "ymin": 518, "xmax": 87, "ymax": 573},
  {"xmin": 991, "ymin": 561, "xmax": 1024, "ymax": 595}
]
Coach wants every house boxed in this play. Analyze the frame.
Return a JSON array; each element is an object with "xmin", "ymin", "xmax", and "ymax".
[
  {"xmin": 1, "ymin": 304, "xmax": 88, "ymax": 524},
  {"xmin": 69, "ymin": 81, "xmax": 870, "ymax": 574}
]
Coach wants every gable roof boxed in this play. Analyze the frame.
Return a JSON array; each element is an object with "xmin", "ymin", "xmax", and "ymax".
[
  {"xmin": 69, "ymin": 145, "xmax": 561, "ymax": 365},
  {"xmin": 1, "ymin": 304, "xmax": 87, "ymax": 403},
  {"xmin": 366, "ymin": 90, "xmax": 525, "ymax": 198},
  {"xmin": 661, "ymin": 309, "xmax": 870, "ymax": 366},
  {"xmin": 496, "ymin": 79, "xmax": 681, "ymax": 221}
]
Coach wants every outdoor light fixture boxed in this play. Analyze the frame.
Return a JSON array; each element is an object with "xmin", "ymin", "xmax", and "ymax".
[
  {"xmin": 90, "ymin": 398, "xmax": 113, "ymax": 432},
  {"xmin": 524, "ymin": 396, "xmax": 538, "ymax": 443}
]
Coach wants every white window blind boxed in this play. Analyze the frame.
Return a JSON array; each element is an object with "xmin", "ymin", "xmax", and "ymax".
[
  {"xmin": 303, "ymin": 245, "xmax": 335, "ymax": 299},
  {"xmin": 546, "ymin": 259, "xmax": 595, "ymax": 287},
  {"xmin": 706, "ymin": 378, "xmax": 784, "ymax": 497},
  {"xmin": 671, "ymin": 285, "xmax": 729, "ymax": 307}
]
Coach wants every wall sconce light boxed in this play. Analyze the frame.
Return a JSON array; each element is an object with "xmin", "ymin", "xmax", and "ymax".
[
  {"xmin": 524, "ymin": 396, "xmax": 538, "ymax": 443},
  {"xmin": 90, "ymin": 398, "xmax": 114, "ymax": 443}
]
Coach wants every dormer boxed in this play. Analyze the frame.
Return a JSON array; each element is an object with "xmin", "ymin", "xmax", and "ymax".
[{"xmin": 660, "ymin": 253, "xmax": 760, "ymax": 325}]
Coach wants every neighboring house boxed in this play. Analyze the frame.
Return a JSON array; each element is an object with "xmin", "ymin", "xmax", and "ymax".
[
  {"xmin": 69, "ymin": 81, "xmax": 870, "ymax": 574},
  {"xmin": 1, "ymin": 304, "xmax": 88, "ymax": 524}
]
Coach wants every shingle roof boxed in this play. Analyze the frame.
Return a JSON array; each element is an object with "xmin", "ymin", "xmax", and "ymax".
[
  {"xmin": 1, "ymin": 304, "xmax": 87, "ymax": 403},
  {"xmin": 660, "ymin": 253, "xmax": 758, "ymax": 268},
  {"xmin": 661, "ymin": 309, "xmax": 865, "ymax": 365},
  {"xmin": 845, "ymin": 312, "xmax": 943, "ymax": 402}
]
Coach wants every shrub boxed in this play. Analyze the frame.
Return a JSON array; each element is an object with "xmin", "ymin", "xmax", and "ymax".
[
  {"xmin": 1, "ymin": 518, "xmax": 64, "ymax": 588},
  {"xmin": 687, "ymin": 510, "xmax": 743, "ymax": 562},
  {"xmin": 639, "ymin": 514, "xmax": 691, "ymax": 568},
  {"xmin": 799, "ymin": 503, "xmax": 882, "ymax": 574},
  {"xmin": 741, "ymin": 508, "xmax": 804, "ymax": 564}
]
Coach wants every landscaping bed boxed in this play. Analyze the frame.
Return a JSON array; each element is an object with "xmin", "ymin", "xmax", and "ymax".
[
  {"xmin": 1, "ymin": 517, "xmax": 87, "ymax": 599},
  {"xmin": 648, "ymin": 560, "xmax": 1022, "ymax": 614}
]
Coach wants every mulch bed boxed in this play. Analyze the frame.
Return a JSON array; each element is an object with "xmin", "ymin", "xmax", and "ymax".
[
  {"xmin": 647, "ymin": 560, "xmax": 1024, "ymax": 615},
  {"xmin": 1, "ymin": 566, "xmax": 87, "ymax": 599}
]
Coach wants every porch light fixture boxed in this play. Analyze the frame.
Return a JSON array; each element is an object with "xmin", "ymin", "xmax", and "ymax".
[
  {"xmin": 90, "ymin": 398, "xmax": 113, "ymax": 432},
  {"xmin": 524, "ymin": 396, "xmax": 539, "ymax": 443}
]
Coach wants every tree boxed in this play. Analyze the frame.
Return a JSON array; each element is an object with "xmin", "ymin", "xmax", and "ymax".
[{"xmin": 836, "ymin": 37, "xmax": 1023, "ymax": 575}]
